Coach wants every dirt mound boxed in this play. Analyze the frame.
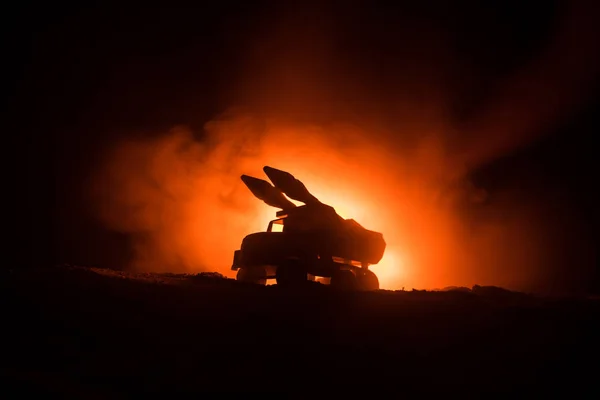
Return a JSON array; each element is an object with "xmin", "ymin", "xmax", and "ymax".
[{"xmin": 2, "ymin": 265, "xmax": 599, "ymax": 395}]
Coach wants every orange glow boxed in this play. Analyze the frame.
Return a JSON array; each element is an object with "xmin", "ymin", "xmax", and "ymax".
[
  {"xmin": 82, "ymin": 0, "xmax": 596, "ymax": 293},
  {"xmin": 373, "ymin": 250, "xmax": 404, "ymax": 283},
  {"xmin": 89, "ymin": 112, "xmax": 549, "ymax": 291}
]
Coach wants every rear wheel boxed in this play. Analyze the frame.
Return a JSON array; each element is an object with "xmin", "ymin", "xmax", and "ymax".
[
  {"xmin": 236, "ymin": 267, "xmax": 267, "ymax": 285},
  {"xmin": 330, "ymin": 269, "xmax": 357, "ymax": 290},
  {"xmin": 356, "ymin": 269, "xmax": 379, "ymax": 291}
]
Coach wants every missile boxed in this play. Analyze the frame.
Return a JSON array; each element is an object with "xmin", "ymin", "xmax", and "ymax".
[
  {"xmin": 263, "ymin": 166, "xmax": 320, "ymax": 205},
  {"xmin": 241, "ymin": 174, "xmax": 297, "ymax": 210}
]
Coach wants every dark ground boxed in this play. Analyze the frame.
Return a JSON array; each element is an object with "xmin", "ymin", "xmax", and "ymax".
[{"xmin": 2, "ymin": 265, "xmax": 598, "ymax": 396}]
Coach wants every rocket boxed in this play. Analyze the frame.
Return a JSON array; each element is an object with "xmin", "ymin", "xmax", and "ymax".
[
  {"xmin": 241, "ymin": 166, "xmax": 321, "ymax": 208},
  {"xmin": 263, "ymin": 166, "xmax": 320, "ymax": 205},
  {"xmin": 240, "ymin": 175, "xmax": 297, "ymax": 210}
]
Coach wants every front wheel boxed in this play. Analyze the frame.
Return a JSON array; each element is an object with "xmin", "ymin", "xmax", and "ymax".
[{"xmin": 236, "ymin": 267, "xmax": 267, "ymax": 285}]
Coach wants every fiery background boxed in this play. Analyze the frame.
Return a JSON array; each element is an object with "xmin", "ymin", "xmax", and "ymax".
[
  {"xmin": 87, "ymin": 102, "xmax": 587, "ymax": 291},
  {"xmin": 25, "ymin": 1, "xmax": 597, "ymax": 293},
  {"xmin": 91, "ymin": 114, "xmax": 471, "ymax": 290}
]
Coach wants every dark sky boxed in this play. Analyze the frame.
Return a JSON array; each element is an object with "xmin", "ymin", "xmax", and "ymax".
[{"xmin": 13, "ymin": 1, "xmax": 599, "ymax": 292}]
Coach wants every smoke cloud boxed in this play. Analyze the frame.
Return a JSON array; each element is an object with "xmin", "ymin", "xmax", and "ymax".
[
  {"xmin": 88, "ymin": 110, "xmax": 546, "ymax": 291},
  {"xmin": 87, "ymin": 1, "xmax": 598, "ymax": 292},
  {"xmin": 452, "ymin": 0, "xmax": 599, "ymax": 171}
]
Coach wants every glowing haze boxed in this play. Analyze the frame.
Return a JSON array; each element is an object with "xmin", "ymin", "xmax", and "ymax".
[
  {"xmin": 89, "ymin": 111, "xmax": 542, "ymax": 291},
  {"xmin": 88, "ymin": 1, "xmax": 597, "ymax": 292}
]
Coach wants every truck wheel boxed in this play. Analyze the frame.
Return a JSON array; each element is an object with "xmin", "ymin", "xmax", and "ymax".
[
  {"xmin": 236, "ymin": 267, "xmax": 267, "ymax": 285},
  {"xmin": 276, "ymin": 261, "xmax": 307, "ymax": 287},
  {"xmin": 330, "ymin": 269, "xmax": 357, "ymax": 290},
  {"xmin": 357, "ymin": 269, "xmax": 379, "ymax": 291}
]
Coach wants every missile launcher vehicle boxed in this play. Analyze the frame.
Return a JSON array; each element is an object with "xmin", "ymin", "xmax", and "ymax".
[{"xmin": 231, "ymin": 166, "xmax": 385, "ymax": 290}]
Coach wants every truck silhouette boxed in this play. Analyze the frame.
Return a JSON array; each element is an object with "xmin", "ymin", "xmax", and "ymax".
[{"xmin": 231, "ymin": 166, "xmax": 385, "ymax": 290}]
